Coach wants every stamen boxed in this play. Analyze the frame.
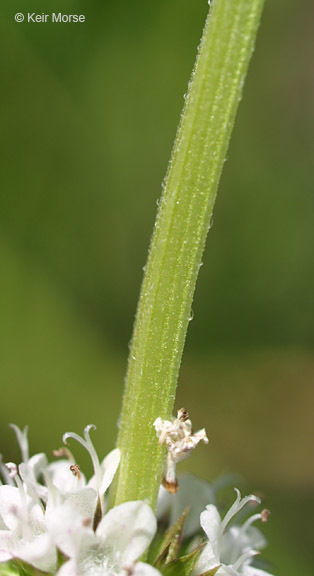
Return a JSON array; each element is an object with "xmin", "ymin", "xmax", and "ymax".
[
  {"xmin": 70, "ymin": 464, "xmax": 82, "ymax": 481},
  {"xmin": 5, "ymin": 462, "xmax": 18, "ymax": 478},
  {"xmin": 82, "ymin": 517, "xmax": 92, "ymax": 527},
  {"xmin": 261, "ymin": 508, "xmax": 271, "ymax": 523},
  {"xmin": 0, "ymin": 455, "xmax": 14, "ymax": 485},
  {"xmin": 43, "ymin": 470, "xmax": 60, "ymax": 508},
  {"xmin": 63, "ymin": 425, "xmax": 101, "ymax": 491},
  {"xmin": 221, "ymin": 489, "xmax": 260, "ymax": 534},
  {"xmin": 241, "ymin": 512, "xmax": 265, "ymax": 533},
  {"xmin": 229, "ymin": 508, "xmax": 268, "ymax": 565},
  {"xmin": 53, "ymin": 447, "xmax": 74, "ymax": 462},
  {"xmin": 6, "ymin": 463, "xmax": 31, "ymax": 540},
  {"xmin": 10, "ymin": 424, "xmax": 29, "ymax": 463},
  {"xmin": 177, "ymin": 408, "xmax": 189, "ymax": 422},
  {"xmin": 233, "ymin": 550, "xmax": 259, "ymax": 570}
]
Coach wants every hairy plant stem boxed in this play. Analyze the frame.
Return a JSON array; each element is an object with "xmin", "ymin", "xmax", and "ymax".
[{"xmin": 111, "ymin": 0, "xmax": 265, "ymax": 509}]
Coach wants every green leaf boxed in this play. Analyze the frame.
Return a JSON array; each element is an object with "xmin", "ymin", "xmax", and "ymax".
[
  {"xmin": 11, "ymin": 560, "xmax": 53, "ymax": 576},
  {"xmin": 0, "ymin": 561, "xmax": 20, "ymax": 576},
  {"xmin": 160, "ymin": 542, "xmax": 207, "ymax": 576},
  {"xmin": 153, "ymin": 508, "xmax": 189, "ymax": 567},
  {"xmin": 198, "ymin": 567, "xmax": 221, "ymax": 576},
  {"xmin": 154, "ymin": 544, "xmax": 171, "ymax": 570}
]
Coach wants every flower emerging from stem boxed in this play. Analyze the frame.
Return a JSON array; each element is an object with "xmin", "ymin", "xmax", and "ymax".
[{"xmin": 154, "ymin": 408, "xmax": 208, "ymax": 493}]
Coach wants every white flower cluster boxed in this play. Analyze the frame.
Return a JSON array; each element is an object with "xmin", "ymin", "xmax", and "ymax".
[
  {"xmin": 0, "ymin": 424, "xmax": 159, "ymax": 576},
  {"xmin": 195, "ymin": 488, "xmax": 273, "ymax": 576},
  {"xmin": 0, "ymin": 423, "xmax": 274, "ymax": 576},
  {"xmin": 156, "ymin": 479, "xmax": 274, "ymax": 576}
]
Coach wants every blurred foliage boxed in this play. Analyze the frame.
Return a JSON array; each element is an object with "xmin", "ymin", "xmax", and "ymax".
[{"xmin": 0, "ymin": 0, "xmax": 313, "ymax": 574}]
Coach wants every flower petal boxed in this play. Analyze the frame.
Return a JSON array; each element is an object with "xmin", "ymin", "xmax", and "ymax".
[
  {"xmin": 88, "ymin": 449, "xmax": 120, "ymax": 497},
  {"xmin": 19, "ymin": 462, "xmax": 48, "ymax": 502},
  {"xmin": 99, "ymin": 449, "xmax": 120, "ymax": 496},
  {"xmin": 13, "ymin": 533, "xmax": 57, "ymax": 573},
  {"xmin": 46, "ymin": 460, "xmax": 86, "ymax": 494},
  {"xmin": 221, "ymin": 490, "xmax": 260, "ymax": 534},
  {"xmin": 27, "ymin": 452, "xmax": 48, "ymax": 478},
  {"xmin": 0, "ymin": 486, "xmax": 22, "ymax": 531},
  {"xmin": 96, "ymin": 501, "xmax": 156, "ymax": 567},
  {"xmin": 133, "ymin": 562, "xmax": 162, "ymax": 576},
  {"xmin": 201, "ymin": 504, "xmax": 221, "ymax": 556},
  {"xmin": 46, "ymin": 503, "xmax": 95, "ymax": 559},
  {"xmin": 0, "ymin": 511, "xmax": 8, "ymax": 530},
  {"xmin": 196, "ymin": 504, "xmax": 222, "ymax": 574},
  {"xmin": 0, "ymin": 531, "xmax": 12, "ymax": 562},
  {"xmin": 57, "ymin": 559, "xmax": 80, "ymax": 576},
  {"xmin": 65, "ymin": 487, "xmax": 98, "ymax": 519},
  {"xmin": 217, "ymin": 566, "xmax": 239, "ymax": 576}
]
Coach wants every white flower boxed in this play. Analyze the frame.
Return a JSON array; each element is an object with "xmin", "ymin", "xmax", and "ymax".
[
  {"xmin": 0, "ymin": 424, "xmax": 121, "ymax": 574},
  {"xmin": 0, "ymin": 428, "xmax": 57, "ymax": 571},
  {"xmin": 47, "ymin": 500, "xmax": 161, "ymax": 576},
  {"xmin": 0, "ymin": 481, "xmax": 56, "ymax": 572},
  {"xmin": 154, "ymin": 409, "xmax": 208, "ymax": 493},
  {"xmin": 195, "ymin": 489, "xmax": 274, "ymax": 576},
  {"xmin": 26, "ymin": 424, "xmax": 120, "ymax": 521}
]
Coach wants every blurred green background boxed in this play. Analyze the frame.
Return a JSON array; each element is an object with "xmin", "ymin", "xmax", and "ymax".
[{"xmin": 0, "ymin": 0, "xmax": 313, "ymax": 574}]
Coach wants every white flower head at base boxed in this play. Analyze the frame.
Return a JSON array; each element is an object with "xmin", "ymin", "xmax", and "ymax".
[
  {"xmin": 195, "ymin": 488, "xmax": 273, "ymax": 576},
  {"xmin": 47, "ymin": 500, "xmax": 161, "ymax": 576},
  {"xmin": 154, "ymin": 408, "xmax": 208, "ymax": 493}
]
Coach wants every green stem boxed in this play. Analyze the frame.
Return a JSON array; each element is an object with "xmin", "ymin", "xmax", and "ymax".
[{"xmin": 111, "ymin": 0, "xmax": 265, "ymax": 509}]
